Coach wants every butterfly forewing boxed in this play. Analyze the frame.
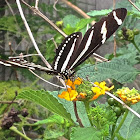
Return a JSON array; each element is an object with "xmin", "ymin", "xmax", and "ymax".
[
  {"xmin": 70, "ymin": 8, "xmax": 127, "ymax": 70},
  {"xmin": 52, "ymin": 32, "xmax": 82, "ymax": 73}
]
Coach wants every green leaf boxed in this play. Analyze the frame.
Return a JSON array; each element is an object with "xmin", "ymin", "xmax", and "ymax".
[
  {"xmin": 76, "ymin": 18, "xmax": 95, "ymax": 30},
  {"xmin": 70, "ymin": 127, "xmax": 102, "ymax": 140},
  {"xmin": 128, "ymin": 129, "xmax": 140, "ymax": 140},
  {"xmin": 34, "ymin": 115, "xmax": 64, "ymax": 125},
  {"xmin": 44, "ymin": 129, "xmax": 65, "ymax": 140},
  {"xmin": 128, "ymin": 1, "xmax": 140, "ymax": 19},
  {"xmin": 118, "ymin": 102, "xmax": 140, "ymax": 139},
  {"xmin": 116, "ymin": 45, "xmax": 139, "ymax": 65},
  {"xmin": 17, "ymin": 90, "xmax": 73, "ymax": 123},
  {"xmin": 128, "ymin": 11, "xmax": 140, "ymax": 19},
  {"xmin": 63, "ymin": 24, "xmax": 77, "ymax": 35},
  {"xmin": 115, "ymin": 133, "xmax": 126, "ymax": 140},
  {"xmin": 45, "ymin": 39, "xmax": 56, "ymax": 63},
  {"xmin": 63, "ymin": 15, "xmax": 80, "ymax": 28},
  {"xmin": 49, "ymin": 91, "xmax": 91, "ymax": 127},
  {"xmin": 76, "ymin": 59, "xmax": 140, "ymax": 83},
  {"xmin": 106, "ymin": 45, "xmax": 140, "ymax": 65},
  {"xmin": 87, "ymin": 9, "xmax": 112, "ymax": 17}
]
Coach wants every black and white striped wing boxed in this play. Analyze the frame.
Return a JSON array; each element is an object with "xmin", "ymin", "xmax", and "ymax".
[
  {"xmin": 0, "ymin": 58, "xmax": 57, "ymax": 75},
  {"xmin": 52, "ymin": 32, "xmax": 82, "ymax": 73},
  {"xmin": 69, "ymin": 8, "xmax": 127, "ymax": 70}
]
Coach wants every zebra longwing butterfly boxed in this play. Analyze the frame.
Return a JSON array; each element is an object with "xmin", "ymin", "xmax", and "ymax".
[{"xmin": 0, "ymin": 8, "xmax": 127, "ymax": 79}]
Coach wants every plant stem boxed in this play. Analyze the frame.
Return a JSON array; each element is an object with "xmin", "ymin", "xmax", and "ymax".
[
  {"xmin": 84, "ymin": 101, "xmax": 93, "ymax": 126},
  {"xmin": 73, "ymin": 101, "xmax": 84, "ymax": 127},
  {"xmin": 132, "ymin": 40, "xmax": 140, "ymax": 53},
  {"xmin": 111, "ymin": 118, "xmax": 118, "ymax": 136},
  {"xmin": 111, "ymin": 110, "xmax": 129, "ymax": 140},
  {"xmin": 10, "ymin": 126, "xmax": 31, "ymax": 140}
]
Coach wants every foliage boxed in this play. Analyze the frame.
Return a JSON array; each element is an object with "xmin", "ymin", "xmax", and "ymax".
[
  {"xmin": 117, "ymin": 103, "xmax": 140, "ymax": 139},
  {"xmin": 87, "ymin": 9, "xmax": 112, "ymax": 17},
  {"xmin": 15, "ymin": 90, "xmax": 140, "ymax": 139},
  {"xmin": 16, "ymin": 90, "xmax": 73, "ymax": 123},
  {"xmin": 70, "ymin": 127, "xmax": 101, "ymax": 140},
  {"xmin": 0, "ymin": 0, "xmax": 140, "ymax": 140},
  {"xmin": 63, "ymin": 15, "xmax": 94, "ymax": 35},
  {"xmin": 76, "ymin": 58, "xmax": 140, "ymax": 83}
]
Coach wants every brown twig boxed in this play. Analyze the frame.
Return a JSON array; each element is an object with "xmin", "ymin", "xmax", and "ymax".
[
  {"xmin": 113, "ymin": 0, "xmax": 116, "ymax": 9},
  {"xmin": 21, "ymin": 0, "xmax": 67, "ymax": 38},
  {"xmin": 0, "ymin": 101, "xmax": 18, "ymax": 104},
  {"xmin": 128, "ymin": 0, "xmax": 140, "ymax": 12},
  {"xmin": 113, "ymin": 0, "xmax": 117, "ymax": 57},
  {"xmin": 113, "ymin": 34, "xmax": 116, "ymax": 57},
  {"xmin": 26, "ymin": 117, "xmax": 39, "ymax": 122},
  {"xmin": 53, "ymin": 0, "xmax": 59, "ymax": 11},
  {"xmin": 61, "ymin": 0, "xmax": 90, "ymax": 19},
  {"xmin": 3, "ymin": 91, "xmax": 18, "ymax": 116},
  {"xmin": 8, "ymin": 42, "xmax": 20, "ymax": 81},
  {"xmin": 5, "ymin": 0, "xmax": 21, "ymax": 32},
  {"xmin": 60, "ymin": 0, "xmax": 95, "ymax": 25},
  {"xmin": 73, "ymin": 101, "xmax": 84, "ymax": 127},
  {"xmin": 35, "ymin": 0, "xmax": 39, "ymax": 9}
]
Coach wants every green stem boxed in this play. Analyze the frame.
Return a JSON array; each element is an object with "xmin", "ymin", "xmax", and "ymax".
[
  {"xmin": 111, "ymin": 118, "xmax": 118, "ymax": 136},
  {"xmin": 84, "ymin": 101, "xmax": 93, "ymax": 126},
  {"xmin": 111, "ymin": 110, "xmax": 129, "ymax": 140},
  {"xmin": 10, "ymin": 126, "xmax": 31, "ymax": 140},
  {"xmin": 131, "ymin": 40, "xmax": 140, "ymax": 53}
]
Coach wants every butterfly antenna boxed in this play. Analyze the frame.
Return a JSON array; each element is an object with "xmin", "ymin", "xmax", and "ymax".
[
  {"xmin": 29, "ymin": 69, "xmax": 66, "ymax": 89},
  {"xmin": 50, "ymin": 38, "xmax": 58, "ymax": 49}
]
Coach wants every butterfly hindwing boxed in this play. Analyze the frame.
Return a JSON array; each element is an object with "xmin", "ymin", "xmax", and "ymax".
[{"xmin": 52, "ymin": 32, "xmax": 82, "ymax": 73}]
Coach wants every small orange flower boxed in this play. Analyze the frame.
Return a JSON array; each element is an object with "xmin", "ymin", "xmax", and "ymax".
[
  {"xmin": 75, "ymin": 92, "xmax": 87, "ymax": 101},
  {"xmin": 74, "ymin": 77, "xmax": 83, "ymax": 85},
  {"xmin": 65, "ymin": 77, "xmax": 83, "ymax": 90},
  {"xmin": 58, "ymin": 77, "xmax": 83, "ymax": 101},
  {"xmin": 66, "ymin": 79, "xmax": 73, "ymax": 87},
  {"xmin": 58, "ymin": 90, "xmax": 78, "ymax": 101}
]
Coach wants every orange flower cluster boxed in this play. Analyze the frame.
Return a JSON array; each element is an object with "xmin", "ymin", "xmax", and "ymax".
[
  {"xmin": 58, "ymin": 77, "xmax": 83, "ymax": 101},
  {"xmin": 58, "ymin": 78, "xmax": 114, "ymax": 102},
  {"xmin": 116, "ymin": 87, "xmax": 140, "ymax": 104}
]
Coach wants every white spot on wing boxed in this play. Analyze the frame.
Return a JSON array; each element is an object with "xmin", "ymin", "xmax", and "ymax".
[
  {"xmin": 54, "ymin": 39, "xmax": 71, "ymax": 70},
  {"xmin": 113, "ymin": 11, "xmax": 122, "ymax": 25},
  {"xmin": 101, "ymin": 21, "xmax": 107, "ymax": 44},
  {"xmin": 61, "ymin": 38, "xmax": 77, "ymax": 72}
]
